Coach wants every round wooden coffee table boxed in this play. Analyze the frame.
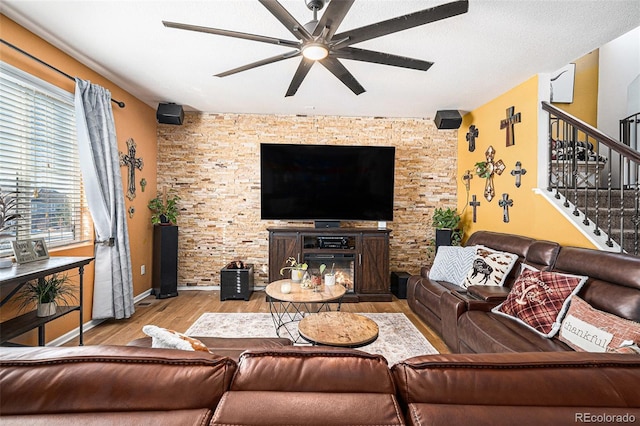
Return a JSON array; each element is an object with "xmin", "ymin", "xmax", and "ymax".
[
  {"xmin": 298, "ymin": 311, "xmax": 379, "ymax": 348},
  {"xmin": 265, "ymin": 279, "xmax": 346, "ymax": 342}
]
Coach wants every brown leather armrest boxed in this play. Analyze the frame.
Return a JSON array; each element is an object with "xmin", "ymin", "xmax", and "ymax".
[{"xmin": 467, "ymin": 285, "xmax": 510, "ymax": 302}]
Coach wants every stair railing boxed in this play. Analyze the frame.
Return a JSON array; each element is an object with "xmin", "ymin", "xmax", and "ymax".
[{"xmin": 543, "ymin": 101, "xmax": 640, "ymax": 255}]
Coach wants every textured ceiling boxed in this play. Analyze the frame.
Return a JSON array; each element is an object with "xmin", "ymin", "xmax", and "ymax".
[{"xmin": 2, "ymin": 0, "xmax": 639, "ymax": 118}]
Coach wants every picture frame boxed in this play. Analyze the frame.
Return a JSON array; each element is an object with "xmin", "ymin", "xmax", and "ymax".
[
  {"xmin": 550, "ymin": 63, "xmax": 576, "ymax": 103},
  {"xmin": 11, "ymin": 238, "xmax": 50, "ymax": 264}
]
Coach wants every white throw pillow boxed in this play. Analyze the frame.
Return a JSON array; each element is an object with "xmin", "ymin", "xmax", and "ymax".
[
  {"xmin": 462, "ymin": 246, "xmax": 519, "ymax": 288},
  {"xmin": 429, "ymin": 245, "xmax": 477, "ymax": 286},
  {"xmin": 142, "ymin": 325, "xmax": 210, "ymax": 352}
]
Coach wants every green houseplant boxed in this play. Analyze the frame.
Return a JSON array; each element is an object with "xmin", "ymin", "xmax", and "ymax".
[
  {"xmin": 279, "ymin": 256, "xmax": 308, "ymax": 283},
  {"xmin": 16, "ymin": 273, "xmax": 77, "ymax": 317},
  {"xmin": 148, "ymin": 192, "xmax": 181, "ymax": 225},
  {"xmin": 432, "ymin": 207, "xmax": 463, "ymax": 248}
]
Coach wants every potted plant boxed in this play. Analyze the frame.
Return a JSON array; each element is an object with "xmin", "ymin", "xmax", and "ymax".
[
  {"xmin": 148, "ymin": 192, "xmax": 181, "ymax": 225},
  {"xmin": 279, "ymin": 256, "xmax": 308, "ymax": 283},
  {"xmin": 0, "ymin": 189, "xmax": 20, "ymax": 269},
  {"xmin": 16, "ymin": 273, "xmax": 77, "ymax": 317},
  {"xmin": 432, "ymin": 207, "xmax": 463, "ymax": 249}
]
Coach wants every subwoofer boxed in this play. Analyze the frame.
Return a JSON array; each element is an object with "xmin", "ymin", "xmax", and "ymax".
[
  {"xmin": 156, "ymin": 103, "xmax": 184, "ymax": 125},
  {"xmin": 434, "ymin": 110, "xmax": 462, "ymax": 130}
]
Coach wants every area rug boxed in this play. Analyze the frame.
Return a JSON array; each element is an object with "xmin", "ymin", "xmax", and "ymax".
[{"xmin": 185, "ymin": 312, "xmax": 438, "ymax": 365}]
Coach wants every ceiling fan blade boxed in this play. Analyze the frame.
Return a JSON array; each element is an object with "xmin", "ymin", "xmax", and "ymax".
[
  {"xmin": 216, "ymin": 51, "xmax": 301, "ymax": 78},
  {"xmin": 319, "ymin": 57, "xmax": 365, "ymax": 95},
  {"xmin": 333, "ymin": 0, "xmax": 468, "ymax": 47},
  {"xmin": 314, "ymin": 0, "xmax": 355, "ymax": 39},
  {"xmin": 332, "ymin": 47, "xmax": 433, "ymax": 71},
  {"xmin": 258, "ymin": 0, "xmax": 312, "ymax": 41},
  {"xmin": 163, "ymin": 21, "xmax": 300, "ymax": 48},
  {"xmin": 285, "ymin": 58, "xmax": 315, "ymax": 97}
]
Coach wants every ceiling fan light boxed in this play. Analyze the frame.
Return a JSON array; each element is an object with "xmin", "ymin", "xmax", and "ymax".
[{"xmin": 302, "ymin": 43, "xmax": 329, "ymax": 61}]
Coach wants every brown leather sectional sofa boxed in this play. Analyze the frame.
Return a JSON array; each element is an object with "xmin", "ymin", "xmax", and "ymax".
[
  {"xmin": 407, "ymin": 230, "xmax": 640, "ymax": 353},
  {"xmin": 2, "ymin": 345, "xmax": 639, "ymax": 425}
]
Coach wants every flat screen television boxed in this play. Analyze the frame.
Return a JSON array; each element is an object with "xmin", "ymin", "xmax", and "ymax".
[{"xmin": 260, "ymin": 143, "xmax": 395, "ymax": 224}]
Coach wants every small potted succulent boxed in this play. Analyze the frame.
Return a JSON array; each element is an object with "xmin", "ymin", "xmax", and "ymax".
[
  {"xmin": 279, "ymin": 256, "xmax": 308, "ymax": 283},
  {"xmin": 148, "ymin": 191, "xmax": 180, "ymax": 225},
  {"xmin": 16, "ymin": 273, "xmax": 77, "ymax": 317},
  {"xmin": 432, "ymin": 207, "xmax": 463, "ymax": 249}
]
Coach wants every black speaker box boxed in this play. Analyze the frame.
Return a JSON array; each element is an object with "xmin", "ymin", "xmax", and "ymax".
[
  {"xmin": 157, "ymin": 103, "xmax": 184, "ymax": 125},
  {"xmin": 390, "ymin": 271, "xmax": 411, "ymax": 299},
  {"xmin": 434, "ymin": 110, "xmax": 462, "ymax": 130}
]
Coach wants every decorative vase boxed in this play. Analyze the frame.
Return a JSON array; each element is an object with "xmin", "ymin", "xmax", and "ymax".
[
  {"xmin": 324, "ymin": 273, "xmax": 336, "ymax": 286},
  {"xmin": 280, "ymin": 281, "xmax": 291, "ymax": 294},
  {"xmin": 291, "ymin": 269, "xmax": 304, "ymax": 283},
  {"xmin": 37, "ymin": 302, "xmax": 56, "ymax": 317}
]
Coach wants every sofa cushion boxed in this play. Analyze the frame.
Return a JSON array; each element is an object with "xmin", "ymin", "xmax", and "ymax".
[
  {"xmin": 392, "ymin": 352, "xmax": 640, "ymax": 424},
  {"xmin": 555, "ymin": 246, "xmax": 640, "ymax": 322},
  {"xmin": 428, "ymin": 245, "xmax": 476, "ymax": 286},
  {"xmin": 492, "ymin": 268, "xmax": 587, "ymax": 338},
  {"xmin": 559, "ymin": 296, "xmax": 640, "ymax": 353},
  {"xmin": 462, "ymin": 246, "xmax": 518, "ymax": 288},
  {"xmin": 0, "ymin": 346, "xmax": 236, "ymax": 417},
  {"xmin": 212, "ymin": 347, "xmax": 404, "ymax": 425},
  {"xmin": 142, "ymin": 325, "xmax": 210, "ymax": 352},
  {"xmin": 457, "ymin": 310, "xmax": 572, "ymax": 353}
]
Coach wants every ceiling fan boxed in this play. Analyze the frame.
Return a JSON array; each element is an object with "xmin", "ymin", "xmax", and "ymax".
[{"xmin": 163, "ymin": 0, "xmax": 469, "ymax": 97}]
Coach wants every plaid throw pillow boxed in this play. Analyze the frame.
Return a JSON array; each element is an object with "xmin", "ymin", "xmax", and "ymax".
[{"xmin": 492, "ymin": 269, "xmax": 587, "ymax": 338}]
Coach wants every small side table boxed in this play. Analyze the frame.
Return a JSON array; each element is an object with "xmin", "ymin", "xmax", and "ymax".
[
  {"xmin": 298, "ymin": 311, "xmax": 379, "ymax": 348},
  {"xmin": 265, "ymin": 279, "xmax": 346, "ymax": 342}
]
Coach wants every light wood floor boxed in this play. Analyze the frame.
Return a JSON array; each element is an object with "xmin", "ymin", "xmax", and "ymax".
[{"xmin": 74, "ymin": 289, "xmax": 450, "ymax": 354}]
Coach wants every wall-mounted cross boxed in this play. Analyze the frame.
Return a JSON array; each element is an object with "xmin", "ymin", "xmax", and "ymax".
[
  {"xmin": 462, "ymin": 169, "xmax": 473, "ymax": 191},
  {"xmin": 500, "ymin": 106, "xmax": 521, "ymax": 147},
  {"xmin": 498, "ymin": 193, "xmax": 513, "ymax": 223},
  {"xmin": 510, "ymin": 161, "xmax": 527, "ymax": 188},
  {"xmin": 469, "ymin": 195, "xmax": 481, "ymax": 223},
  {"xmin": 466, "ymin": 125, "xmax": 479, "ymax": 152},
  {"xmin": 119, "ymin": 138, "xmax": 144, "ymax": 201},
  {"xmin": 479, "ymin": 145, "xmax": 505, "ymax": 202}
]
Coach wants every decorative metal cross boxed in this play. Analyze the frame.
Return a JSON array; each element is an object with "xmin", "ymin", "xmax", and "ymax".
[
  {"xmin": 500, "ymin": 106, "xmax": 521, "ymax": 147},
  {"xmin": 469, "ymin": 195, "xmax": 481, "ymax": 223},
  {"xmin": 479, "ymin": 145, "xmax": 505, "ymax": 202},
  {"xmin": 119, "ymin": 138, "xmax": 144, "ymax": 201},
  {"xmin": 466, "ymin": 125, "xmax": 479, "ymax": 152},
  {"xmin": 510, "ymin": 161, "xmax": 527, "ymax": 188},
  {"xmin": 462, "ymin": 169, "xmax": 473, "ymax": 191},
  {"xmin": 498, "ymin": 193, "xmax": 513, "ymax": 223}
]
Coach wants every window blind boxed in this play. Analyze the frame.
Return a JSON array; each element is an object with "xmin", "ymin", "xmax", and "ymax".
[{"xmin": 0, "ymin": 61, "xmax": 90, "ymax": 256}]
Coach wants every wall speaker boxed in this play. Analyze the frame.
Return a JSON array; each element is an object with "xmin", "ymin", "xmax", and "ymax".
[
  {"xmin": 156, "ymin": 103, "xmax": 184, "ymax": 125},
  {"xmin": 434, "ymin": 110, "xmax": 462, "ymax": 130}
]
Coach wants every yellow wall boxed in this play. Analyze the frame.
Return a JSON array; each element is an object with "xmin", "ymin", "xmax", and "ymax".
[
  {"xmin": 456, "ymin": 75, "xmax": 596, "ymax": 248},
  {"xmin": 552, "ymin": 50, "xmax": 599, "ymax": 126},
  {"xmin": 0, "ymin": 15, "xmax": 158, "ymax": 344}
]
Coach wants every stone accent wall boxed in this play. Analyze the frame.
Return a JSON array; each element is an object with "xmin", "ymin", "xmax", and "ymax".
[{"xmin": 157, "ymin": 113, "xmax": 457, "ymax": 286}]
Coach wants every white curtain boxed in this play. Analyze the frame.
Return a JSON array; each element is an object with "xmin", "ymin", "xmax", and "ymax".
[{"xmin": 74, "ymin": 79, "xmax": 134, "ymax": 320}]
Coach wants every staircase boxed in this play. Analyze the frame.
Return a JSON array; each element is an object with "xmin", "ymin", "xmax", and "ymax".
[{"xmin": 543, "ymin": 102, "xmax": 640, "ymax": 256}]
